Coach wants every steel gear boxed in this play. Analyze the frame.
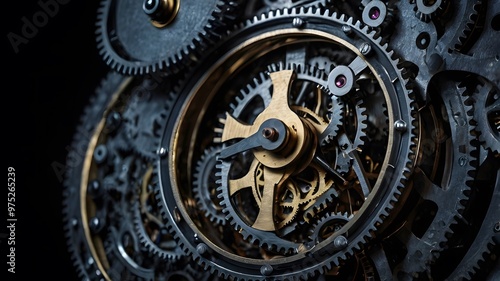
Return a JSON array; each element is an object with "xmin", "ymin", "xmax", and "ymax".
[
  {"xmin": 133, "ymin": 167, "xmax": 184, "ymax": 260},
  {"xmin": 63, "ymin": 71, "xmax": 127, "ymax": 281},
  {"xmin": 308, "ymin": 212, "xmax": 351, "ymax": 243},
  {"xmin": 388, "ymin": 79, "xmax": 478, "ymax": 280},
  {"xmin": 63, "ymin": 0, "xmax": 500, "ymax": 280},
  {"xmin": 193, "ymin": 146, "xmax": 227, "ymax": 226},
  {"xmin": 445, "ymin": 170, "xmax": 500, "ymax": 280},
  {"xmin": 470, "ymin": 78, "xmax": 500, "ymax": 154},
  {"xmin": 155, "ymin": 7, "xmax": 417, "ymax": 280},
  {"xmin": 243, "ymin": 0, "xmax": 330, "ymax": 17},
  {"xmin": 95, "ymin": 0, "xmax": 242, "ymax": 75},
  {"xmin": 215, "ymin": 62, "xmax": 337, "ymax": 253},
  {"xmin": 62, "ymin": 71, "xmax": 196, "ymax": 280}
]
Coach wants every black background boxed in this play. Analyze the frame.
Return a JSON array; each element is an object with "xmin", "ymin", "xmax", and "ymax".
[{"xmin": 4, "ymin": 1, "xmax": 109, "ymax": 279}]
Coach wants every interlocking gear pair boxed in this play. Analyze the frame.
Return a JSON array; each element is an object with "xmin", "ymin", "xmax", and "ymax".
[{"xmin": 63, "ymin": 1, "xmax": 499, "ymax": 280}]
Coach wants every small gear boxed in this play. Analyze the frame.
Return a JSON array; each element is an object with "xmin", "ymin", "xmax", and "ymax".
[
  {"xmin": 412, "ymin": 0, "xmax": 449, "ymax": 23},
  {"xmin": 96, "ymin": 0, "xmax": 242, "ymax": 75},
  {"xmin": 193, "ymin": 146, "xmax": 227, "ymax": 226},
  {"xmin": 302, "ymin": 188, "xmax": 339, "ymax": 223},
  {"xmin": 470, "ymin": 78, "xmax": 500, "ymax": 154},
  {"xmin": 122, "ymin": 75, "xmax": 174, "ymax": 160}
]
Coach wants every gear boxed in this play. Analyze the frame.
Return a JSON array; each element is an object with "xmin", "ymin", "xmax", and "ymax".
[
  {"xmin": 63, "ymin": 71, "xmax": 131, "ymax": 281},
  {"xmin": 133, "ymin": 165, "xmax": 184, "ymax": 261},
  {"xmin": 215, "ymin": 62, "xmax": 341, "ymax": 253},
  {"xmin": 308, "ymin": 212, "xmax": 351, "ymax": 243},
  {"xmin": 155, "ymin": 7, "xmax": 417, "ymax": 280},
  {"xmin": 470, "ymin": 78, "xmax": 500, "ymax": 154},
  {"xmin": 450, "ymin": 1, "xmax": 485, "ymax": 54},
  {"xmin": 360, "ymin": 0, "xmax": 397, "ymax": 37},
  {"xmin": 95, "ymin": 0, "xmax": 242, "ymax": 75},
  {"xmin": 412, "ymin": 0, "xmax": 450, "ymax": 23},
  {"xmin": 244, "ymin": 0, "xmax": 330, "ymax": 16}
]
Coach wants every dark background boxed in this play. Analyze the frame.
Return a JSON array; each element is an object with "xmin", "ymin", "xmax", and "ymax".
[{"xmin": 4, "ymin": 1, "xmax": 109, "ymax": 279}]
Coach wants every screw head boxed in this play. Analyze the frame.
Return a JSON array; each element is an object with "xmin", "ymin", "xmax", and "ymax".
[
  {"xmin": 260, "ymin": 264, "xmax": 273, "ymax": 276},
  {"xmin": 394, "ymin": 120, "xmax": 407, "ymax": 132},
  {"xmin": 458, "ymin": 156, "xmax": 468, "ymax": 167}
]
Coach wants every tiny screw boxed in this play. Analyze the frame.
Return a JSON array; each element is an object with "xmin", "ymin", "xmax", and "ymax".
[
  {"xmin": 360, "ymin": 42, "xmax": 372, "ymax": 56},
  {"xmin": 260, "ymin": 264, "xmax": 273, "ymax": 276},
  {"xmin": 292, "ymin": 17, "xmax": 305, "ymax": 28},
  {"xmin": 157, "ymin": 147, "xmax": 168, "ymax": 157},
  {"xmin": 394, "ymin": 120, "xmax": 407, "ymax": 132}
]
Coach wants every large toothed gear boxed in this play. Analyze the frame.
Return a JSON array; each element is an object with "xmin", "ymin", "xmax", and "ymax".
[
  {"xmin": 386, "ymin": 79, "xmax": 479, "ymax": 279},
  {"xmin": 308, "ymin": 212, "xmax": 351, "ymax": 243},
  {"xmin": 95, "ymin": 0, "xmax": 242, "ymax": 75},
  {"xmin": 155, "ymin": 7, "xmax": 417, "ymax": 280}
]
